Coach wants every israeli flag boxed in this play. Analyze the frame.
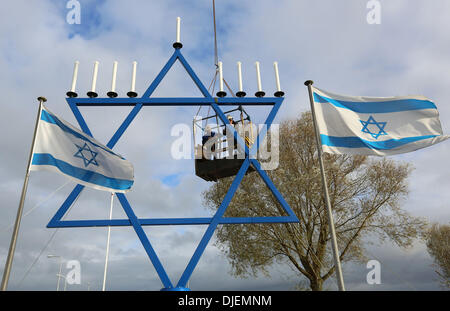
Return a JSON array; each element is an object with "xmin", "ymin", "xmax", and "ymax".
[
  {"xmin": 312, "ymin": 87, "xmax": 449, "ymax": 156},
  {"xmin": 30, "ymin": 105, "xmax": 134, "ymax": 192}
]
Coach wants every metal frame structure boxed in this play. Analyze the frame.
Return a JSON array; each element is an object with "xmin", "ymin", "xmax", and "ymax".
[{"xmin": 47, "ymin": 45, "xmax": 299, "ymax": 291}]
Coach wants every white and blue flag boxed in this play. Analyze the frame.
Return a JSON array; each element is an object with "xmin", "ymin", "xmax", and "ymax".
[
  {"xmin": 312, "ymin": 87, "xmax": 449, "ymax": 156},
  {"xmin": 30, "ymin": 105, "xmax": 134, "ymax": 192}
]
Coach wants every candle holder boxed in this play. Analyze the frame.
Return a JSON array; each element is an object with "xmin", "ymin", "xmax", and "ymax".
[
  {"xmin": 274, "ymin": 91, "xmax": 285, "ymax": 97},
  {"xmin": 66, "ymin": 91, "xmax": 78, "ymax": 98},
  {"xmin": 173, "ymin": 42, "xmax": 183, "ymax": 49},
  {"xmin": 216, "ymin": 91, "xmax": 226, "ymax": 98},
  {"xmin": 57, "ymin": 33, "xmax": 299, "ymax": 293},
  {"xmin": 127, "ymin": 91, "xmax": 138, "ymax": 98},
  {"xmin": 107, "ymin": 91, "xmax": 118, "ymax": 98},
  {"xmin": 87, "ymin": 91, "xmax": 98, "ymax": 98}
]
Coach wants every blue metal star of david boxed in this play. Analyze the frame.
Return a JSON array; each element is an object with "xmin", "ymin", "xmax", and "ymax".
[
  {"xmin": 47, "ymin": 45, "xmax": 299, "ymax": 291},
  {"xmin": 73, "ymin": 142, "xmax": 99, "ymax": 167},
  {"xmin": 360, "ymin": 115, "xmax": 387, "ymax": 139}
]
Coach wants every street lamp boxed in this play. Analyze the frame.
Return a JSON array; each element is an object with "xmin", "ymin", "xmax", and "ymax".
[
  {"xmin": 47, "ymin": 255, "xmax": 63, "ymax": 291},
  {"xmin": 56, "ymin": 274, "xmax": 68, "ymax": 291}
]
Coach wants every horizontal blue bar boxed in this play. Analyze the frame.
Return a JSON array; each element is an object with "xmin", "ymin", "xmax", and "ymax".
[
  {"xmin": 68, "ymin": 97, "xmax": 280, "ymax": 106},
  {"xmin": 320, "ymin": 134, "xmax": 437, "ymax": 150},
  {"xmin": 46, "ymin": 216, "xmax": 298, "ymax": 228},
  {"xmin": 32, "ymin": 153, "xmax": 133, "ymax": 191},
  {"xmin": 314, "ymin": 92, "xmax": 436, "ymax": 113}
]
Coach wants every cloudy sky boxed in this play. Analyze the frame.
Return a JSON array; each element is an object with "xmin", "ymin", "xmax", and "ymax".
[{"xmin": 0, "ymin": 0, "xmax": 449, "ymax": 291}]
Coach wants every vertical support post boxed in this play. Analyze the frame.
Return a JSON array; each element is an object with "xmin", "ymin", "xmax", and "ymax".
[
  {"xmin": 304, "ymin": 80, "xmax": 345, "ymax": 291},
  {"xmin": 102, "ymin": 193, "xmax": 114, "ymax": 291},
  {"xmin": 1, "ymin": 97, "xmax": 45, "ymax": 291}
]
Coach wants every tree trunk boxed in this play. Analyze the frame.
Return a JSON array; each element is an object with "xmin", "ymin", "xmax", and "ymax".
[{"xmin": 309, "ymin": 278, "xmax": 323, "ymax": 291}]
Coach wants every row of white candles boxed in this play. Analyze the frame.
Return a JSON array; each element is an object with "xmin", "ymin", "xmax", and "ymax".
[
  {"xmin": 68, "ymin": 16, "xmax": 283, "ymax": 97},
  {"xmin": 217, "ymin": 60, "xmax": 283, "ymax": 94},
  {"xmin": 175, "ymin": 16, "xmax": 283, "ymax": 96},
  {"xmin": 68, "ymin": 60, "xmax": 138, "ymax": 97},
  {"xmin": 69, "ymin": 59, "xmax": 283, "ymax": 97}
]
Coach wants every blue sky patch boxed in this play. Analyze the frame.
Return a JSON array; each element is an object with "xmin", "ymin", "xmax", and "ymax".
[{"xmin": 161, "ymin": 173, "xmax": 182, "ymax": 187}]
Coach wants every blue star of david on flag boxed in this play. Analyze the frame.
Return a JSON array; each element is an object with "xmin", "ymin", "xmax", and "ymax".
[
  {"xmin": 74, "ymin": 142, "xmax": 99, "ymax": 167},
  {"xmin": 360, "ymin": 115, "xmax": 387, "ymax": 139}
]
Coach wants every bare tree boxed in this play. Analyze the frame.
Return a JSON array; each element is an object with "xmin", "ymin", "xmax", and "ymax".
[
  {"xmin": 203, "ymin": 112, "xmax": 427, "ymax": 291},
  {"xmin": 425, "ymin": 223, "xmax": 450, "ymax": 288}
]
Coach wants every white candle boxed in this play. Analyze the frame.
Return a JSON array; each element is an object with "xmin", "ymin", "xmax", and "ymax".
[
  {"xmin": 237, "ymin": 61, "xmax": 243, "ymax": 92},
  {"xmin": 131, "ymin": 61, "xmax": 137, "ymax": 92},
  {"xmin": 91, "ymin": 61, "xmax": 99, "ymax": 92},
  {"xmin": 218, "ymin": 61, "xmax": 224, "ymax": 92},
  {"xmin": 176, "ymin": 17, "xmax": 181, "ymax": 43},
  {"xmin": 70, "ymin": 61, "xmax": 79, "ymax": 92},
  {"xmin": 111, "ymin": 61, "xmax": 118, "ymax": 92},
  {"xmin": 273, "ymin": 61, "xmax": 281, "ymax": 92},
  {"xmin": 255, "ymin": 61, "xmax": 262, "ymax": 92}
]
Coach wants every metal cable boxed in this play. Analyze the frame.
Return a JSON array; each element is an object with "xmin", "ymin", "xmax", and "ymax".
[
  {"xmin": 1, "ymin": 181, "xmax": 70, "ymax": 233},
  {"xmin": 212, "ymin": 0, "xmax": 219, "ymax": 67},
  {"xmin": 16, "ymin": 188, "xmax": 80, "ymax": 289}
]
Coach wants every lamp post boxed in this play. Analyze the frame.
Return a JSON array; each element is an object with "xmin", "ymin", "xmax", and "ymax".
[
  {"xmin": 47, "ymin": 255, "xmax": 63, "ymax": 291},
  {"xmin": 56, "ymin": 274, "xmax": 68, "ymax": 291}
]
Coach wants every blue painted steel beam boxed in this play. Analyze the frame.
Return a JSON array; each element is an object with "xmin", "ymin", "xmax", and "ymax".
[
  {"xmin": 48, "ymin": 102, "xmax": 147, "ymax": 230},
  {"xmin": 116, "ymin": 193, "xmax": 173, "ymax": 289},
  {"xmin": 210, "ymin": 102, "xmax": 250, "ymax": 158},
  {"xmin": 69, "ymin": 97, "xmax": 280, "ymax": 106},
  {"xmin": 106, "ymin": 103, "xmax": 143, "ymax": 149},
  {"xmin": 176, "ymin": 50, "xmax": 213, "ymax": 98},
  {"xmin": 142, "ymin": 50, "xmax": 179, "ymax": 98},
  {"xmin": 250, "ymin": 159, "xmax": 297, "ymax": 219},
  {"xmin": 249, "ymin": 99, "xmax": 283, "ymax": 158},
  {"xmin": 47, "ymin": 184, "xmax": 85, "ymax": 228},
  {"xmin": 49, "ymin": 46, "xmax": 299, "ymax": 291},
  {"xmin": 47, "ymin": 216, "xmax": 297, "ymax": 228},
  {"xmin": 177, "ymin": 158, "xmax": 251, "ymax": 288}
]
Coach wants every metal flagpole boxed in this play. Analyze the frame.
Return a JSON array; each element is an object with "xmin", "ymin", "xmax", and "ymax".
[
  {"xmin": 1, "ymin": 97, "xmax": 46, "ymax": 291},
  {"xmin": 304, "ymin": 81, "xmax": 346, "ymax": 291},
  {"xmin": 102, "ymin": 192, "xmax": 114, "ymax": 291}
]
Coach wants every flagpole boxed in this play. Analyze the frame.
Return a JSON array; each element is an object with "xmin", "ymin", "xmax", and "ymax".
[
  {"xmin": 102, "ymin": 192, "xmax": 114, "ymax": 291},
  {"xmin": 1, "ymin": 97, "xmax": 46, "ymax": 291},
  {"xmin": 304, "ymin": 81, "xmax": 346, "ymax": 291}
]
